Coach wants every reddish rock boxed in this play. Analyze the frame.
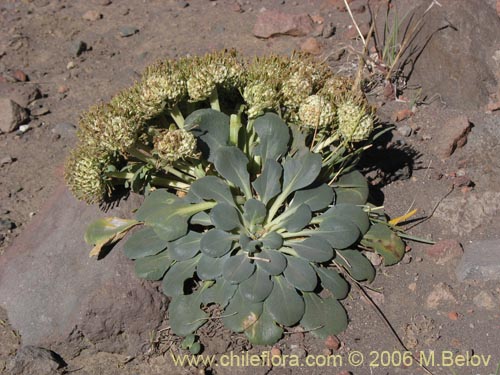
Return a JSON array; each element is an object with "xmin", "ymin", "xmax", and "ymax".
[
  {"xmin": 57, "ymin": 85, "xmax": 69, "ymax": 94},
  {"xmin": 434, "ymin": 115, "xmax": 473, "ymax": 158},
  {"xmin": 300, "ymin": 37, "xmax": 322, "ymax": 55},
  {"xmin": 82, "ymin": 10, "xmax": 102, "ymax": 21},
  {"xmin": 230, "ymin": 2, "xmax": 243, "ymax": 13},
  {"xmin": 343, "ymin": 22, "xmax": 370, "ymax": 40},
  {"xmin": 448, "ymin": 311, "xmax": 459, "ymax": 320},
  {"xmin": 383, "ymin": 81, "xmax": 395, "ymax": 100},
  {"xmin": 325, "ymin": 335, "xmax": 341, "ymax": 350},
  {"xmin": 253, "ymin": 10, "xmax": 314, "ymax": 38},
  {"xmin": 392, "ymin": 108, "xmax": 414, "ymax": 122},
  {"xmin": 426, "ymin": 239, "xmax": 463, "ymax": 265},
  {"xmin": 12, "ymin": 70, "xmax": 28, "ymax": 82}
]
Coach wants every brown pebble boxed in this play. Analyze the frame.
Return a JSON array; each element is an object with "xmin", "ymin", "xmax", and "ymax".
[
  {"xmin": 57, "ymin": 85, "xmax": 69, "ymax": 94},
  {"xmin": 13, "ymin": 70, "xmax": 28, "ymax": 82},
  {"xmin": 448, "ymin": 311, "xmax": 459, "ymax": 320},
  {"xmin": 300, "ymin": 37, "xmax": 322, "ymax": 55},
  {"xmin": 325, "ymin": 335, "xmax": 341, "ymax": 350},
  {"xmin": 270, "ymin": 346, "xmax": 281, "ymax": 358}
]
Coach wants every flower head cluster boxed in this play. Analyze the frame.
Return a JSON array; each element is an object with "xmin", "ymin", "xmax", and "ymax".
[
  {"xmin": 153, "ymin": 129, "xmax": 198, "ymax": 164},
  {"xmin": 337, "ymin": 96, "xmax": 375, "ymax": 142},
  {"xmin": 298, "ymin": 95, "xmax": 335, "ymax": 129}
]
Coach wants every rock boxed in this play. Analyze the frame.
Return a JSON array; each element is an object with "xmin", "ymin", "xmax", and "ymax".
[
  {"xmin": 426, "ymin": 239, "xmax": 463, "ymax": 265},
  {"xmin": 452, "ymin": 175, "xmax": 473, "ymax": 188},
  {"xmin": 0, "ymin": 98, "xmax": 29, "ymax": 133},
  {"xmin": 0, "ymin": 156, "xmax": 14, "ymax": 165},
  {"xmin": 405, "ymin": 0, "xmax": 500, "ymax": 110},
  {"xmin": 18, "ymin": 124, "xmax": 30, "ymax": 133},
  {"xmin": 7, "ymin": 346, "xmax": 66, "ymax": 375},
  {"xmin": 12, "ymin": 70, "xmax": 28, "ymax": 82},
  {"xmin": 433, "ymin": 115, "xmax": 472, "ymax": 158},
  {"xmin": 330, "ymin": 48, "xmax": 345, "ymax": 61},
  {"xmin": 82, "ymin": 10, "xmax": 102, "ymax": 21},
  {"xmin": 29, "ymin": 102, "xmax": 50, "ymax": 116},
  {"xmin": 0, "ymin": 84, "xmax": 42, "ymax": 107},
  {"xmin": 343, "ymin": 23, "xmax": 370, "ymax": 40},
  {"xmin": 447, "ymin": 311, "xmax": 459, "ymax": 320},
  {"xmin": 57, "ymin": 85, "xmax": 69, "ymax": 94},
  {"xmin": 325, "ymin": 335, "xmax": 341, "ymax": 350},
  {"xmin": 177, "ymin": 0, "xmax": 189, "ymax": 8},
  {"xmin": 0, "ymin": 219, "xmax": 15, "ymax": 231},
  {"xmin": 93, "ymin": 0, "xmax": 111, "ymax": 5},
  {"xmin": 486, "ymin": 100, "xmax": 500, "ymax": 112},
  {"xmin": 253, "ymin": 10, "xmax": 314, "ymax": 38},
  {"xmin": 392, "ymin": 108, "xmax": 414, "ymax": 122},
  {"xmin": 70, "ymin": 40, "xmax": 87, "ymax": 57},
  {"xmin": 66, "ymin": 61, "xmax": 75, "ymax": 70},
  {"xmin": 51, "ymin": 123, "xmax": 76, "ymax": 138},
  {"xmin": 300, "ymin": 37, "xmax": 322, "ymax": 55},
  {"xmin": 473, "ymin": 291, "xmax": 496, "ymax": 310},
  {"xmin": 322, "ymin": 22, "xmax": 335, "ymax": 38},
  {"xmin": 397, "ymin": 125, "xmax": 412, "ymax": 137},
  {"xmin": 456, "ymin": 239, "xmax": 500, "ymax": 281},
  {"xmin": 119, "ymin": 26, "xmax": 139, "ymax": 37},
  {"xmin": 425, "ymin": 282, "xmax": 457, "ymax": 309},
  {"xmin": 0, "ymin": 184, "xmax": 168, "ymax": 356},
  {"xmin": 230, "ymin": 2, "xmax": 243, "ymax": 12}
]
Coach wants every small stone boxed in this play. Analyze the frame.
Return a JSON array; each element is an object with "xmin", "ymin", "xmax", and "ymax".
[
  {"xmin": 300, "ymin": 37, "xmax": 322, "ymax": 55},
  {"xmin": 82, "ymin": 10, "xmax": 102, "ymax": 21},
  {"xmin": 12, "ymin": 70, "xmax": 28, "ymax": 82},
  {"xmin": 230, "ymin": 2, "xmax": 243, "ymax": 12},
  {"xmin": 0, "ymin": 98, "xmax": 29, "ymax": 133},
  {"xmin": 392, "ymin": 108, "xmax": 414, "ymax": 122},
  {"xmin": 18, "ymin": 124, "xmax": 30, "ymax": 133},
  {"xmin": 426, "ymin": 239, "xmax": 463, "ymax": 265},
  {"xmin": 7, "ymin": 346, "xmax": 66, "ymax": 375},
  {"xmin": 452, "ymin": 175, "xmax": 473, "ymax": 188},
  {"xmin": 456, "ymin": 239, "xmax": 500, "ymax": 281},
  {"xmin": 434, "ymin": 115, "xmax": 473, "ymax": 158},
  {"xmin": 336, "ymin": 371, "xmax": 352, "ymax": 375},
  {"xmin": 322, "ymin": 22, "xmax": 335, "ymax": 38},
  {"xmin": 425, "ymin": 282, "xmax": 457, "ymax": 309},
  {"xmin": 486, "ymin": 100, "xmax": 500, "ymax": 112},
  {"xmin": 351, "ymin": 3, "xmax": 366, "ymax": 13},
  {"xmin": 119, "ymin": 26, "xmax": 139, "ymax": 37},
  {"xmin": 93, "ymin": 0, "xmax": 111, "ymax": 5},
  {"xmin": 343, "ymin": 23, "xmax": 369, "ymax": 40},
  {"xmin": 324, "ymin": 335, "xmax": 341, "ymax": 350},
  {"xmin": 51, "ymin": 123, "xmax": 76, "ymax": 138},
  {"xmin": 177, "ymin": 0, "xmax": 189, "ymax": 8},
  {"xmin": 57, "ymin": 85, "xmax": 69, "ymax": 94},
  {"xmin": 30, "ymin": 104, "xmax": 50, "ymax": 117},
  {"xmin": 253, "ymin": 10, "xmax": 314, "ymax": 38},
  {"xmin": 408, "ymin": 282, "xmax": 417, "ymax": 292},
  {"xmin": 66, "ymin": 61, "xmax": 75, "ymax": 70},
  {"xmin": 398, "ymin": 125, "xmax": 412, "ymax": 137},
  {"xmin": 0, "ymin": 219, "xmax": 15, "ymax": 231},
  {"xmin": 447, "ymin": 311, "xmax": 459, "ymax": 320},
  {"xmin": 270, "ymin": 346, "xmax": 281, "ymax": 358},
  {"xmin": 1, "ymin": 156, "xmax": 14, "ymax": 165},
  {"xmin": 472, "ymin": 291, "xmax": 496, "ymax": 310},
  {"xmin": 70, "ymin": 40, "xmax": 87, "ymax": 57}
]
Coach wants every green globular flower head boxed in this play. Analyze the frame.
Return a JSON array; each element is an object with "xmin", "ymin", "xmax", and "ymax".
[
  {"xmin": 281, "ymin": 72, "xmax": 313, "ymax": 109},
  {"xmin": 337, "ymin": 98, "xmax": 374, "ymax": 142},
  {"xmin": 64, "ymin": 146, "xmax": 112, "ymax": 204},
  {"xmin": 243, "ymin": 82, "xmax": 278, "ymax": 119},
  {"xmin": 298, "ymin": 95, "xmax": 335, "ymax": 129},
  {"xmin": 153, "ymin": 129, "xmax": 198, "ymax": 164}
]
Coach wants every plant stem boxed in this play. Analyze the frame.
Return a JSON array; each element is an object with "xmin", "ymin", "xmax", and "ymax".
[
  {"xmin": 209, "ymin": 88, "xmax": 220, "ymax": 111},
  {"xmin": 170, "ymin": 104, "xmax": 185, "ymax": 128},
  {"xmin": 229, "ymin": 114, "xmax": 241, "ymax": 146}
]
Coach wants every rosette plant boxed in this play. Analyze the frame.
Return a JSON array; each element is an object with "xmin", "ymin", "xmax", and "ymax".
[{"xmin": 85, "ymin": 109, "xmax": 405, "ymax": 345}]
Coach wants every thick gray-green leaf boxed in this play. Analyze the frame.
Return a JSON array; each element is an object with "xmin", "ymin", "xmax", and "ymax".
[
  {"xmin": 333, "ymin": 170, "xmax": 369, "ymax": 205},
  {"xmin": 210, "ymin": 203, "xmax": 240, "ymax": 231},
  {"xmin": 252, "ymin": 159, "xmax": 282, "ymax": 204},
  {"xmin": 223, "ymin": 253, "xmax": 255, "ymax": 283},
  {"xmin": 134, "ymin": 250, "xmax": 172, "ymax": 280},
  {"xmin": 291, "ymin": 184, "xmax": 334, "ymax": 211},
  {"xmin": 135, "ymin": 189, "xmax": 181, "ymax": 221},
  {"xmin": 239, "ymin": 234, "xmax": 262, "ymax": 253},
  {"xmin": 289, "ymin": 237, "xmax": 334, "ymax": 263},
  {"xmin": 261, "ymin": 232, "xmax": 283, "ymax": 250},
  {"xmin": 282, "ymin": 152, "xmax": 322, "ymax": 199},
  {"xmin": 336, "ymin": 249, "xmax": 375, "ymax": 282},
  {"xmin": 190, "ymin": 211, "xmax": 212, "ymax": 226},
  {"xmin": 300, "ymin": 293, "xmax": 348, "ymax": 338},
  {"xmin": 321, "ymin": 204, "xmax": 370, "ymax": 235},
  {"xmin": 253, "ymin": 112, "xmax": 290, "ymax": 162},
  {"xmin": 123, "ymin": 226, "xmax": 167, "ymax": 259},
  {"xmin": 281, "ymin": 204, "xmax": 311, "ymax": 232},
  {"xmin": 222, "ymin": 289, "xmax": 263, "ymax": 332},
  {"xmin": 85, "ymin": 217, "xmax": 139, "ymax": 249},
  {"xmin": 283, "ymin": 256, "xmax": 317, "ymax": 292},
  {"xmin": 200, "ymin": 229, "xmax": 234, "ymax": 258},
  {"xmin": 265, "ymin": 275, "xmax": 304, "ymax": 326},
  {"xmin": 214, "ymin": 146, "xmax": 252, "ymax": 198},
  {"xmin": 318, "ymin": 217, "xmax": 360, "ymax": 249},
  {"xmin": 255, "ymin": 249, "xmax": 287, "ymax": 275},
  {"xmin": 360, "ymin": 223, "xmax": 405, "ymax": 265},
  {"xmin": 190, "ymin": 176, "xmax": 235, "ymax": 207},
  {"xmin": 196, "ymin": 253, "xmax": 227, "ymax": 280},
  {"xmin": 161, "ymin": 255, "xmax": 200, "ymax": 297},
  {"xmin": 169, "ymin": 291, "xmax": 208, "ymax": 336},
  {"xmin": 239, "ymin": 268, "xmax": 274, "ymax": 303},
  {"xmin": 201, "ymin": 277, "xmax": 237, "ymax": 308},
  {"xmin": 169, "ymin": 231, "xmax": 202, "ymax": 261},
  {"xmin": 243, "ymin": 199, "xmax": 267, "ymax": 226},
  {"xmin": 184, "ymin": 108, "xmax": 230, "ymax": 162},
  {"xmin": 244, "ymin": 306, "xmax": 283, "ymax": 345},
  {"xmin": 316, "ymin": 267, "xmax": 349, "ymax": 300}
]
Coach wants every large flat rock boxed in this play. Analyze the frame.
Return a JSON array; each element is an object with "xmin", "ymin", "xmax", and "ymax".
[
  {"xmin": 0, "ymin": 184, "xmax": 168, "ymax": 356},
  {"xmin": 456, "ymin": 239, "xmax": 500, "ymax": 281}
]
